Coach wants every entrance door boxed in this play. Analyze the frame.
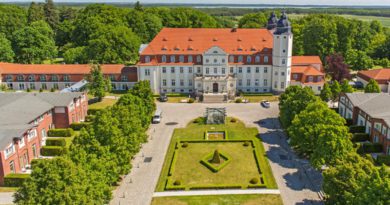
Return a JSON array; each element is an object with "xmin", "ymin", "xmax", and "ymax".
[{"xmin": 213, "ymin": 83, "xmax": 218, "ymax": 93}]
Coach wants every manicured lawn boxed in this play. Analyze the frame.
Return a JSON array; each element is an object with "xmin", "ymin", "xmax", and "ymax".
[
  {"xmin": 151, "ymin": 194, "xmax": 283, "ymax": 205},
  {"xmin": 240, "ymin": 95, "xmax": 279, "ymax": 103},
  {"xmin": 155, "ymin": 97, "xmax": 192, "ymax": 103},
  {"xmin": 88, "ymin": 98, "xmax": 117, "ymax": 109},
  {"xmin": 0, "ymin": 187, "xmax": 18, "ymax": 192},
  {"xmin": 156, "ymin": 118, "xmax": 277, "ymax": 191}
]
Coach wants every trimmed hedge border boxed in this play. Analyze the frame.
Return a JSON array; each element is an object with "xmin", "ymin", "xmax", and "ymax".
[
  {"xmin": 165, "ymin": 178, "xmax": 186, "ymax": 191},
  {"xmin": 4, "ymin": 173, "xmax": 30, "ymax": 187},
  {"xmin": 168, "ymin": 150, "xmax": 178, "ymax": 176},
  {"xmin": 70, "ymin": 122, "xmax": 90, "ymax": 131},
  {"xmin": 351, "ymin": 133, "xmax": 370, "ymax": 142},
  {"xmin": 41, "ymin": 146, "xmax": 65, "ymax": 156},
  {"xmin": 242, "ymin": 93, "xmax": 273, "ymax": 96},
  {"xmin": 45, "ymin": 138, "xmax": 66, "ymax": 147},
  {"xmin": 189, "ymin": 184, "xmax": 243, "ymax": 190},
  {"xmin": 204, "ymin": 130, "xmax": 228, "ymax": 140},
  {"xmin": 377, "ymin": 155, "xmax": 390, "ymax": 166},
  {"xmin": 200, "ymin": 151, "xmax": 231, "ymax": 173},
  {"xmin": 349, "ymin": 125, "xmax": 366, "ymax": 133},
  {"xmin": 48, "ymin": 128, "xmax": 74, "ymax": 137},
  {"xmin": 357, "ymin": 143, "xmax": 383, "ymax": 153}
]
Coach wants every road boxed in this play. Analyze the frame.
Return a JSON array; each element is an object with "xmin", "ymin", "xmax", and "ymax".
[{"xmin": 110, "ymin": 102, "xmax": 323, "ymax": 205}]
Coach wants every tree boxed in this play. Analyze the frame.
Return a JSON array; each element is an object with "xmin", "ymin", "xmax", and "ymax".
[
  {"xmin": 238, "ymin": 12, "xmax": 268, "ymax": 28},
  {"xmin": 320, "ymin": 83, "xmax": 332, "ymax": 102},
  {"xmin": 0, "ymin": 5, "xmax": 27, "ymax": 40},
  {"xmin": 134, "ymin": 1, "xmax": 143, "ymax": 11},
  {"xmin": 325, "ymin": 53, "xmax": 351, "ymax": 82},
  {"xmin": 345, "ymin": 49, "xmax": 374, "ymax": 70},
  {"xmin": 27, "ymin": 2, "xmax": 45, "ymax": 23},
  {"xmin": 128, "ymin": 80, "xmax": 156, "ymax": 118},
  {"xmin": 86, "ymin": 25, "xmax": 141, "ymax": 63},
  {"xmin": 63, "ymin": 46, "xmax": 88, "ymax": 64},
  {"xmin": 14, "ymin": 157, "xmax": 110, "ymax": 204},
  {"xmin": 43, "ymin": 0, "xmax": 59, "ymax": 29},
  {"xmin": 330, "ymin": 81, "xmax": 341, "ymax": 101},
  {"xmin": 12, "ymin": 20, "xmax": 57, "ymax": 64},
  {"xmin": 341, "ymin": 79, "xmax": 354, "ymax": 93},
  {"xmin": 364, "ymin": 79, "xmax": 381, "ymax": 93},
  {"xmin": 210, "ymin": 150, "xmax": 221, "ymax": 164},
  {"xmin": 279, "ymin": 86, "xmax": 318, "ymax": 128},
  {"xmin": 0, "ymin": 33, "xmax": 14, "ymax": 62},
  {"xmin": 127, "ymin": 10, "xmax": 162, "ymax": 43},
  {"xmin": 87, "ymin": 64, "xmax": 111, "ymax": 101}
]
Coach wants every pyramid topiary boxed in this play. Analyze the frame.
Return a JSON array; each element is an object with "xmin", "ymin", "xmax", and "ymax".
[{"xmin": 210, "ymin": 149, "xmax": 221, "ymax": 164}]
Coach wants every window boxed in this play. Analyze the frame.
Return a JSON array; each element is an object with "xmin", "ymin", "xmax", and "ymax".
[
  {"xmin": 144, "ymin": 69, "xmax": 150, "ymax": 76},
  {"xmin": 41, "ymin": 128, "xmax": 46, "ymax": 138},
  {"xmin": 222, "ymin": 68, "xmax": 225, "ymax": 74},
  {"xmin": 197, "ymin": 55, "xmax": 201, "ymax": 63},
  {"xmin": 206, "ymin": 59, "xmax": 209, "ymax": 63},
  {"xmin": 145, "ymin": 56, "xmax": 150, "ymax": 63},
  {"xmin": 206, "ymin": 68, "xmax": 209, "ymax": 74},
  {"xmin": 264, "ymin": 67, "xmax": 268, "ymax": 73},
  {"xmin": 5, "ymin": 144, "xmax": 15, "ymax": 158},
  {"xmin": 110, "ymin": 75, "xmax": 115, "ymax": 81},
  {"xmin": 170, "ymin": 56, "xmax": 175, "ymax": 63},
  {"xmin": 189, "ymin": 80, "xmax": 193, "ymax": 86},
  {"xmin": 275, "ymin": 71, "xmax": 278, "ymax": 76},
  {"xmin": 238, "ymin": 79, "xmax": 242, "ymax": 86},
  {"xmin": 375, "ymin": 123, "xmax": 382, "ymax": 132},
  {"xmin": 222, "ymin": 59, "xmax": 225, "ymax": 63},
  {"xmin": 162, "ymin": 55, "xmax": 167, "ymax": 63},
  {"xmin": 17, "ymin": 75, "xmax": 24, "ymax": 81},
  {"xmin": 264, "ymin": 56, "xmax": 269, "ymax": 63},
  {"xmin": 246, "ymin": 79, "xmax": 251, "ymax": 86},
  {"xmin": 214, "ymin": 67, "xmax": 217, "ymax": 74},
  {"xmin": 264, "ymin": 79, "xmax": 268, "ymax": 86},
  {"xmin": 238, "ymin": 67, "xmax": 242, "ymax": 73},
  {"xmin": 230, "ymin": 67, "xmax": 234, "ymax": 73},
  {"xmin": 255, "ymin": 56, "xmax": 260, "ymax": 63},
  {"xmin": 247, "ymin": 67, "xmax": 251, "ymax": 73},
  {"xmin": 28, "ymin": 129, "xmax": 37, "ymax": 140},
  {"xmin": 162, "ymin": 67, "xmax": 166, "ymax": 73},
  {"xmin": 188, "ymin": 56, "xmax": 193, "ymax": 62},
  {"xmin": 189, "ymin": 67, "xmax": 192, "ymax": 73},
  {"xmin": 51, "ymin": 75, "xmax": 58, "ymax": 82},
  {"xmin": 283, "ymin": 49, "xmax": 286, "ymax": 53},
  {"xmin": 41, "ymin": 83, "xmax": 47, "ymax": 90},
  {"xmin": 247, "ymin": 56, "xmax": 251, "ymax": 63},
  {"xmin": 9, "ymin": 160, "xmax": 15, "ymax": 173},
  {"xmin": 293, "ymin": 74, "xmax": 298, "ymax": 79},
  {"xmin": 180, "ymin": 79, "xmax": 184, "ymax": 86},
  {"xmin": 255, "ymin": 67, "xmax": 259, "ymax": 73},
  {"xmin": 308, "ymin": 76, "xmax": 313, "ymax": 82},
  {"xmin": 214, "ymin": 58, "xmax": 217, "ymax": 63},
  {"xmin": 19, "ymin": 83, "xmax": 25, "ymax": 90},
  {"xmin": 238, "ymin": 56, "xmax": 243, "ymax": 62},
  {"xmin": 30, "ymin": 83, "xmax": 35, "ymax": 90},
  {"xmin": 255, "ymin": 79, "xmax": 259, "ymax": 86},
  {"xmin": 179, "ymin": 55, "xmax": 184, "ymax": 62},
  {"xmin": 281, "ymin": 72, "xmax": 285, "ymax": 76},
  {"xmin": 171, "ymin": 67, "xmax": 175, "ymax": 73},
  {"xmin": 281, "ymin": 82, "xmax": 285, "ymax": 89},
  {"xmin": 121, "ymin": 75, "xmax": 128, "ymax": 82},
  {"xmin": 171, "ymin": 79, "xmax": 176, "ymax": 86},
  {"xmin": 162, "ymin": 79, "xmax": 167, "ymax": 86},
  {"xmin": 6, "ymin": 75, "xmax": 12, "ymax": 82},
  {"xmin": 32, "ymin": 144, "xmax": 37, "ymax": 158},
  {"xmin": 19, "ymin": 137, "xmax": 25, "ymax": 147},
  {"xmin": 197, "ymin": 67, "xmax": 201, "ymax": 73},
  {"xmin": 229, "ymin": 56, "xmax": 234, "ymax": 62},
  {"xmin": 28, "ymin": 74, "xmax": 35, "ymax": 82},
  {"xmin": 63, "ymin": 75, "xmax": 70, "ymax": 82},
  {"xmin": 180, "ymin": 67, "xmax": 184, "ymax": 73},
  {"xmin": 282, "ymin": 59, "xmax": 286, "ymax": 64},
  {"xmin": 274, "ymin": 81, "xmax": 278, "ymax": 88}
]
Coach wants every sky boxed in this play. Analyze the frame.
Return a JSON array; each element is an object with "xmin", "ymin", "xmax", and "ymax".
[{"xmin": 1, "ymin": 0, "xmax": 390, "ymax": 6}]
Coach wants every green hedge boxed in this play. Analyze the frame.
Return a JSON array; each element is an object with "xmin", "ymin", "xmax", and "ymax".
[
  {"xmin": 40, "ymin": 146, "xmax": 65, "ymax": 156},
  {"xmin": 349, "ymin": 125, "xmax": 366, "ymax": 133},
  {"xmin": 358, "ymin": 143, "xmax": 383, "ymax": 153},
  {"xmin": 351, "ymin": 133, "xmax": 370, "ymax": 142},
  {"xmin": 200, "ymin": 152, "xmax": 231, "ymax": 173},
  {"xmin": 165, "ymin": 178, "xmax": 186, "ymax": 191},
  {"xmin": 168, "ymin": 150, "xmax": 178, "ymax": 176},
  {"xmin": 345, "ymin": 119, "xmax": 354, "ymax": 126},
  {"xmin": 377, "ymin": 155, "xmax": 390, "ymax": 166},
  {"xmin": 47, "ymin": 128, "xmax": 74, "ymax": 137},
  {"xmin": 204, "ymin": 130, "xmax": 228, "ymax": 140},
  {"xmin": 252, "ymin": 149, "xmax": 263, "ymax": 174},
  {"xmin": 45, "ymin": 138, "xmax": 66, "ymax": 147},
  {"xmin": 247, "ymin": 184, "xmax": 267, "ymax": 188},
  {"xmin": 189, "ymin": 184, "xmax": 242, "ymax": 190},
  {"xmin": 70, "ymin": 122, "xmax": 89, "ymax": 131},
  {"xmin": 85, "ymin": 115, "xmax": 95, "ymax": 122},
  {"xmin": 242, "ymin": 93, "xmax": 273, "ymax": 96},
  {"xmin": 87, "ymin": 108, "xmax": 102, "ymax": 115},
  {"xmin": 4, "ymin": 173, "xmax": 30, "ymax": 187}
]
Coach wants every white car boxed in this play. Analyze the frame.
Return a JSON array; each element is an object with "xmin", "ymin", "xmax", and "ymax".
[{"xmin": 261, "ymin": 100, "xmax": 270, "ymax": 108}]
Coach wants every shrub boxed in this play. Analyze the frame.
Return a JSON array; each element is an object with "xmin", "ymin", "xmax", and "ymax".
[
  {"xmin": 45, "ymin": 138, "xmax": 66, "ymax": 147},
  {"xmin": 182, "ymin": 142, "xmax": 188, "ymax": 148},
  {"xmin": 50, "ymin": 87, "xmax": 55, "ymax": 92},
  {"xmin": 87, "ymin": 108, "xmax": 102, "ymax": 115},
  {"xmin": 376, "ymin": 155, "xmax": 390, "ymax": 166},
  {"xmin": 250, "ymin": 178, "xmax": 259, "ymax": 184},
  {"xmin": 345, "ymin": 119, "xmax": 353, "ymax": 126},
  {"xmin": 188, "ymin": 98, "xmax": 195, "ymax": 103},
  {"xmin": 173, "ymin": 180, "xmax": 181, "ymax": 186},
  {"xmin": 4, "ymin": 174, "xmax": 30, "ymax": 187},
  {"xmin": 26, "ymin": 88, "xmax": 31, "ymax": 92},
  {"xmin": 48, "ymin": 128, "xmax": 74, "ymax": 137},
  {"xmin": 193, "ymin": 117, "xmax": 205, "ymax": 124},
  {"xmin": 349, "ymin": 125, "xmax": 366, "ymax": 133},
  {"xmin": 351, "ymin": 133, "xmax": 370, "ymax": 142},
  {"xmin": 362, "ymin": 143, "xmax": 383, "ymax": 153},
  {"xmin": 40, "ymin": 146, "xmax": 65, "ymax": 156},
  {"xmin": 39, "ymin": 88, "xmax": 43, "ymax": 92},
  {"xmin": 85, "ymin": 115, "xmax": 95, "ymax": 122},
  {"xmin": 230, "ymin": 118, "xmax": 237, "ymax": 123},
  {"xmin": 70, "ymin": 122, "xmax": 89, "ymax": 131},
  {"xmin": 235, "ymin": 98, "xmax": 242, "ymax": 103},
  {"xmin": 243, "ymin": 141, "xmax": 250, "ymax": 147}
]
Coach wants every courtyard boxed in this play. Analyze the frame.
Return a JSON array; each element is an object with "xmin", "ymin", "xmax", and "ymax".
[{"xmin": 156, "ymin": 118, "xmax": 276, "ymax": 191}]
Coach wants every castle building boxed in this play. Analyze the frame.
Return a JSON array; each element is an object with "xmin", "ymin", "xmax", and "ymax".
[{"xmin": 137, "ymin": 12, "xmax": 325, "ymax": 98}]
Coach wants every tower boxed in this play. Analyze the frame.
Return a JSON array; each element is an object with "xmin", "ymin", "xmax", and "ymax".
[
  {"xmin": 271, "ymin": 12, "xmax": 293, "ymax": 93},
  {"xmin": 267, "ymin": 12, "xmax": 278, "ymax": 30}
]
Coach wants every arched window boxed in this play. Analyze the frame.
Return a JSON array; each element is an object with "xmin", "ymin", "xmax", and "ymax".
[
  {"xmin": 246, "ymin": 56, "xmax": 252, "ymax": 63},
  {"xmin": 264, "ymin": 56, "xmax": 269, "ymax": 63},
  {"xmin": 17, "ymin": 75, "xmax": 24, "ymax": 81},
  {"xmin": 145, "ymin": 56, "xmax": 150, "ymax": 63},
  {"xmin": 197, "ymin": 55, "xmax": 201, "ymax": 63},
  {"xmin": 229, "ymin": 56, "xmax": 234, "ymax": 62},
  {"xmin": 188, "ymin": 55, "xmax": 193, "ymax": 62},
  {"xmin": 161, "ymin": 55, "xmax": 167, "ymax": 63},
  {"xmin": 170, "ymin": 55, "xmax": 175, "ymax": 63},
  {"xmin": 238, "ymin": 56, "xmax": 243, "ymax": 62},
  {"xmin": 179, "ymin": 55, "xmax": 184, "ymax": 62},
  {"xmin": 255, "ymin": 56, "xmax": 260, "ymax": 63}
]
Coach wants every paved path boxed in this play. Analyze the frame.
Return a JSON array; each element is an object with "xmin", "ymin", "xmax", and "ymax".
[
  {"xmin": 0, "ymin": 192, "xmax": 13, "ymax": 205},
  {"xmin": 110, "ymin": 102, "xmax": 324, "ymax": 205},
  {"xmin": 153, "ymin": 189, "xmax": 281, "ymax": 197}
]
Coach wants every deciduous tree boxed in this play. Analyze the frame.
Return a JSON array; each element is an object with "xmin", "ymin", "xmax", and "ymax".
[
  {"xmin": 320, "ymin": 83, "xmax": 332, "ymax": 102},
  {"xmin": 325, "ymin": 53, "xmax": 351, "ymax": 82},
  {"xmin": 364, "ymin": 79, "xmax": 381, "ymax": 93},
  {"xmin": 330, "ymin": 81, "xmax": 341, "ymax": 101},
  {"xmin": 27, "ymin": 2, "xmax": 45, "ymax": 23},
  {"xmin": 87, "ymin": 64, "xmax": 111, "ymax": 101},
  {"xmin": 341, "ymin": 79, "xmax": 354, "ymax": 93},
  {"xmin": 0, "ymin": 33, "xmax": 14, "ymax": 62}
]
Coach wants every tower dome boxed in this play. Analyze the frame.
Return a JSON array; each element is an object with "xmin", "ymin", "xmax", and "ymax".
[
  {"xmin": 267, "ymin": 12, "xmax": 278, "ymax": 30},
  {"xmin": 274, "ymin": 12, "xmax": 291, "ymax": 35}
]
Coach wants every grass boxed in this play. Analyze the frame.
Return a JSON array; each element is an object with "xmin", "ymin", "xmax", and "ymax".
[
  {"xmin": 155, "ymin": 97, "xmax": 191, "ymax": 103},
  {"xmin": 88, "ymin": 98, "xmax": 117, "ymax": 109},
  {"xmin": 156, "ymin": 118, "xmax": 277, "ymax": 191},
  {"xmin": 151, "ymin": 194, "xmax": 283, "ymax": 205},
  {"xmin": 239, "ymin": 95, "xmax": 279, "ymax": 103},
  {"xmin": 0, "ymin": 187, "xmax": 18, "ymax": 192}
]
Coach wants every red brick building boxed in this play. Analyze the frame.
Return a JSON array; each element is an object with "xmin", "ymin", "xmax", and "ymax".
[
  {"xmin": 357, "ymin": 68, "xmax": 390, "ymax": 93},
  {"xmin": 0, "ymin": 92, "xmax": 87, "ymax": 185},
  {"xmin": 339, "ymin": 93, "xmax": 390, "ymax": 155}
]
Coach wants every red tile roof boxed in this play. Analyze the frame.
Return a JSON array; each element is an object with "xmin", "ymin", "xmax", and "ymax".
[
  {"xmin": 292, "ymin": 56, "xmax": 322, "ymax": 65},
  {"xmin": 140, "ymin": 28, "xmax": 274, "ymax": 55},
  {"xmin": 0, "ymin": 63, "xmax": 126, "ymax": 74},
  {"xmin": 291, "ymin": 66, "xmax": 324, "ymax": 76},
  {"xmin": 357, "ymin": 69, "xmax": 390, "ymax": 82}
]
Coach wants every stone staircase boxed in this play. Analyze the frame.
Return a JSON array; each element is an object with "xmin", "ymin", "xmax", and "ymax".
[{"xmin": 202, "ymin": 94, "xmax": 226, "ymax": 103}]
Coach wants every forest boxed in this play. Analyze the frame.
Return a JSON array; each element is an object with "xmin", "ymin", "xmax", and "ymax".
[{"xmin": 0, "ymin": 1, "xmax": 389, "ymax": 70}]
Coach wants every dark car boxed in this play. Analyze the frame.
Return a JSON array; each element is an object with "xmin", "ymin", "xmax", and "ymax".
[
  {"xmin": 261, "ymin": 100, "xmax": 270, "ymax": 108},
  {"xmin": 159, "ymin": 93, "xmax": 168, "ymax": 102}
]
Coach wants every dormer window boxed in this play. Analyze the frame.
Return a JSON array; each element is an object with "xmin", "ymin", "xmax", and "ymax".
[
  {"xmin": 6, "ymin": 75, "xmax": 13, "ymax": 82},
  {"xmin": 179, "ymin": 55, "xmax": 184, "ymax": 63},
  {"xmin": 237, "ymin": 45, "xmax": 243, "ymax": 51},
  {"xmin": 40, "ymin": 75, "xmax": 46, "ymax": 82},
  {"xmin": 229, "ymin": 56, "xmax": 234, "ymax": 62},
  {"xmin": 17, "ymin": 74, "xmax": 24, "ymax": 81},
  {"xmin": 238, "ymin": 56, "xmax": 243, "ymax": 62},
  {"xmin": 161, "ymin": 46, "xmax": 167, "ymax": 50},
  {"xmin": 213, "ymin": 51, "xmax": 218, "ymax": 54},
  {"xmin": 264, "ymin": 56, "xmax": 269, "ymax": 63},
  {"xmin": 174, "ymin": 45, "xmax": 180, "ymax": 51},
  {"xmin": 197, "ymin": 55, "xmax": 201, "ymax": 63},
  {"xmin": 188, "ymin": 56, "xmax": 193, "ymax": 63},
  {"xmin": 170, "ymin": 56, "xmax": 175, "ymax": 63},
  {"xmin": 187, "ymin": 46, "xmax": 193, "ymax": 50},
  {"xmin": 246, "ymin": 56, "xmax": 252, "ymax": 63},
  {"xmin": 162, "ymin": 55, "xmax": 167, "ymax": 63},
  {"xmin": 28, "ymin": 75, "xmax": 35, "ymax": 82},
  {"xmin": 145, "ymin": 56, "xmax": 150, "ymax": 63},
  {"xmin": 255, "ymin": 56, "xmax": 260, "ymax": 63},
  {"xmin": 308, "ymin": 76, "xmax": 313, "ymax": 82}
]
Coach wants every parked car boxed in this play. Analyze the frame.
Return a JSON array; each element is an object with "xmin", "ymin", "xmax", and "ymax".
[
  {"xmin": 152, "ymin": 110, "xmax": 162, "ymax": 124},
  {"xmin": 261, "ymin": 100, "xmax": 270, "ymax": 108},
  {"xmin": 159, "ymin": 93, "xmax": 168, "ymax": 102}
]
